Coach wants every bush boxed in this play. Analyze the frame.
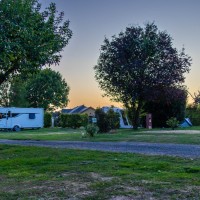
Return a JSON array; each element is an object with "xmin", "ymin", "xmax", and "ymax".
[
  {"xmin": 44, "ymin": 112, "xmax": 52, "ymax": 128},
  {"xmin": 85, "ymin": 124, "xmax": 99, "ymax": 137},
  {"xmin": 59, "ymin": 114, "xmax": 69, "ymax": 128},
  {"xmin": 166, "ymin": 117, "xmax": 179, "ymax": 130},
  {"xmin": 95, "ymin": 108, "xmax": 110, "ymax": 132},
  {"xmin": 95, "ymin": 107, "xmax": 120, "ymax": 133},
  {"xmin": 107, "ymin": 109, "xmax": 120, "ymax": 130},
  {"xmin": 80, "ymin": 114, "xmax": 89, "ymax": 127}
]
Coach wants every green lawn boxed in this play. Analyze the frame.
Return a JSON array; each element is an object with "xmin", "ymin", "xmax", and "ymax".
[
  {"xmin": 1, "ymin": 127, "xmax": 200, "ymax": 144},
  {"xmin": 1, "ymin": 144, "xmax": 200, "ymax": 199}
]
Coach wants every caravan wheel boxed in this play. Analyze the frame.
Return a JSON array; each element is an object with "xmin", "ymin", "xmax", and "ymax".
[{"xmin": 13, "ymin": 125, "xmax": 21, "ymax": 132}]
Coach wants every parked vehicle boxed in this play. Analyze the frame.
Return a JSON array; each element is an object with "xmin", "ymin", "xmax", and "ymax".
[{"xmin": 0, "ymin": 107, "xmax": 44, "ymax": 131}]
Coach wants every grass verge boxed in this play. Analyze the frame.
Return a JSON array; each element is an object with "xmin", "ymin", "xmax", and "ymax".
[
  {"xmin": 1, "ymin": 144, "xmax": 200, "ymax": 199},
  {"xmin": 1, "ymin": 127, "xmax": 200, "ymax": 144}
]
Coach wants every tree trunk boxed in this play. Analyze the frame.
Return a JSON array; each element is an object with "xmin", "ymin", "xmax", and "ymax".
[
  {"xmin": 132, "ymin": 100, "xmax": 143, "ymax": 130},
  {"xmin": 132, "ymin": 110, "xmax": 140, "ymax": 130}
]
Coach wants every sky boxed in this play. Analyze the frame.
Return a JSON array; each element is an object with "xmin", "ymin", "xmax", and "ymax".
[{"xmin": 41, "ymin": 0, "xmax": 200, "ymax": 109}]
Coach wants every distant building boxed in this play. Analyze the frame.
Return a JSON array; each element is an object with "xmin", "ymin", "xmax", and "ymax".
[{"xmin": 62, "ymin": 105, "xmax": 95, "ymax": 117}]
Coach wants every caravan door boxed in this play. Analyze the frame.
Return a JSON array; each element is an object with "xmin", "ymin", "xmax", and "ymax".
[
  {"xmin": 0, "ymin": 112, "xmax": 5, "ymax": 128},
  {"xmin": 0, "ymin": 110, "xmax": 10, "ymax": 129},
  {"xmin": 6, "ymin": 110, "xmax": 12, "ymax": 129},
  {"xmin": 0, "ymin": 110, "xmax": 12, "ymax": 129}
]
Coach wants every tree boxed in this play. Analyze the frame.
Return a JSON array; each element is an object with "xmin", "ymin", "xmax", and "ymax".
[
  {"xmin": 106, "ymin": 108, "xmax": 120, "ymax": 130},
  {"xmin": 193, "ymin": 91, "xmax": 200, "ymax": 106},
  {"xmin": 95, "ymin": 108, "xmax": 110, "ymax": 132},
  {"xmin": 186, "ymin": 104, "xmax": 200, "ymax": 126},
  {"xmin": 94, "ymin": 22, "xmax": 191, "ymax": 129},
  {"xmin": 0, "ymin": 81, "xmax": 10, "ymax": 106},
  {"xmin": 25, "ymin": 68, "xmax": 70, "ymax": 111},
  {"xmin": 166, "ymin": 117, "xmax": 179, "ymax": 130},
  {"xmin": 185, "ymin": 91, "xmax": 200, "ymax": 126},
  {"xmin": 9, "ymin": 69, "xmax": 70, "ymax": 111},
  {"xmin": 9, "ymin": 77, "xmax": 29, "ymax": 107},
  {"xmin": 95, "ymin": 107, "xmax": 120, "ymax": 133},
  {"xmin": 0, "ymin": 0, "xmax": 72, "ymax": 85},
  {"xmin": 143, "ymin": 86, "xmax": 187, "ymax": 127}
]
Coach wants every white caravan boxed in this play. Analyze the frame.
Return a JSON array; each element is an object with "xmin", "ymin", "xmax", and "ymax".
[
  {"xmin": 102, "ymin": 106, "xmax": 133, "ymax": 129},
  {"xmin": 0, "ymin": 107, "xmax": 44, "ymax": 131}
]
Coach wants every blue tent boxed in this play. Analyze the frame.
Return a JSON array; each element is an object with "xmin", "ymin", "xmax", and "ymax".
[{"xmin": 180, "ymin": 118, "xmax": 192, "ymax": 128}]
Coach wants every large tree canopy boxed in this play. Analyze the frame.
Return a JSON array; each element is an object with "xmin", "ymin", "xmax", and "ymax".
[
  {"xmin": 0, "ymin": 0, "xmax": 72, "ymax": 85},
  {"xmin": 9, "ymin": 69, "xmax": 70, "ymax": 111},
  {"xmin": 94, "ymin": 23, "xmax": 191, "ymax": 128},
  {"xmin": 143, "ymin": 86, "xmax": 188, "ymax": 127}
]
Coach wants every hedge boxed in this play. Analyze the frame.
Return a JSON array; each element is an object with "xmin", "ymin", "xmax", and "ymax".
[{"xmin": 59, "ymin": 113, "xmax": 88, "ymax": 129}]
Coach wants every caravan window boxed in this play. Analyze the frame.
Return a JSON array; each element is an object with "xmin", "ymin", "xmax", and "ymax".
[
  {"xmin": 12, "ymin": 113, "xmax": 20, "ymax": 117},
  {"xmin": 29, "ymin": 113, "xmax": 36, "ymax": 119},
  {"xmin": 8, "ymin": 111, "xmax": 11, "ymax": 117},
  {"xmin": 0, "ymin": 113, "xmax": 7, "ymax": 119}
]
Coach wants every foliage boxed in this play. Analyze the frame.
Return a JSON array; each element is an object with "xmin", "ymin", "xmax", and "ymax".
[
  {"xmin": 59, "ymin": 114, "xmax": 88, "ymax": 129},
  {"xmin": 166, "ymin": 117, "xmax": 179, "ymax": 130},
  {"xmin": 25, "ymin": 68, "xmax": 70, "ymax": 111},
  {"xmin": 0, "ymin": 0, "xmax": 72, "ymax": 85},
  {"xmin": 67, "ymin": 114, "xmax": 83, "ymax": 129},
  {"xmin": 0, "ymin": 81, "xmax": 10, "ymax": 106},
  {"xmin": 84, "ymin": 124, "xmax": 99, "ymax": 137},
  {"xmin": 95, "ymin": 107, "xmax": 120, "ymax": 133},
  {"xmin": 193, "ymin": 91, "xmax": 200, "ymax": 106},
  {"xmin": 143, "ymin": 86, "xmax": 187, "ymax": 127},
  {"xmin": 9, "ymin": 77, "xmax": 30, "ymax": 107},
  {"xmin": 60, "ymin": 113, "xmax": 68, "ymax": 128},
  {"xmin": 107, "ymin": 108, "xmax": 120, "ymax": 130},
  {"xmin": 95, "ymin": 108, "xmax": 110, "ymax": 132},
  {"xmin": 94, "ymin": 22, "xmax": 191, "ymax": 129},
  {"xmin": 44, "ymin": 112, "xmax": 52, "ymax": 128},
  {"xmin": 8, "ymin": 69, "xmax": 70, "ymax": 111},
  {"xmin": 80, "ymin": 114, "xmax": 89, "ymax": 127},
  {"xmin": 186, "ymin": 105, "xmax": 200, "ymax": 126},
  {"xmin": 127, "ymin": 104, "xmax": 146, "ymax": 127},
  {"xmin": 185, "ymin": 91, "xmax": 200, "ymax": 126}
]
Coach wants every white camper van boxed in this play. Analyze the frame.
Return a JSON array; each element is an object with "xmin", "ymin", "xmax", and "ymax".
[{"xmin": 0, "ymin": 107, "xmax": 44, "ymax": 131}]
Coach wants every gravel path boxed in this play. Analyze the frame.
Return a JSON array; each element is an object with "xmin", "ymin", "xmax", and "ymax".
[
  {"xmin": 142, "ymin": 130, "xmax": 200, "ymax": 134},
  {"xmin": 1, "ymin": 139, "xmax": 200, "ymax": 158}
]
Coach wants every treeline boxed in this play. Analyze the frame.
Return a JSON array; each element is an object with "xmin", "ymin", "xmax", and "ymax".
[{"xmin": 44, "ymin": 108, "xmax": 120, "ymax": 132}]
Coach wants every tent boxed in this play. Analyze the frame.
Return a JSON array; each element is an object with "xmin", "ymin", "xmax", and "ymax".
[{"xmin": 180, "ymin": 118, "xmax": 192, "ymax": 128}]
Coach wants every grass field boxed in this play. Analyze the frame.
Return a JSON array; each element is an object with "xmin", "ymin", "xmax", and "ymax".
[
  {"xmin": 1, "ymin": 127, "xmax": 200, "ymax": 144},
  {"xmin": 1, "ymin": 144, "xmax": 200, "ymax": 199}
]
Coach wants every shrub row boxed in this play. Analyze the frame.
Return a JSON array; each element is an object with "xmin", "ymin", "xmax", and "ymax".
[{"xmin": 59, "ymin": 113, "xmax": 88, "ymax": 129}]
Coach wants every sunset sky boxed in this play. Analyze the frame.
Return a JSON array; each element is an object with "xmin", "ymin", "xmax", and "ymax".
[{"xmin": 41, "ymin": 0, "xmax": 200, "ymax": 108}]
